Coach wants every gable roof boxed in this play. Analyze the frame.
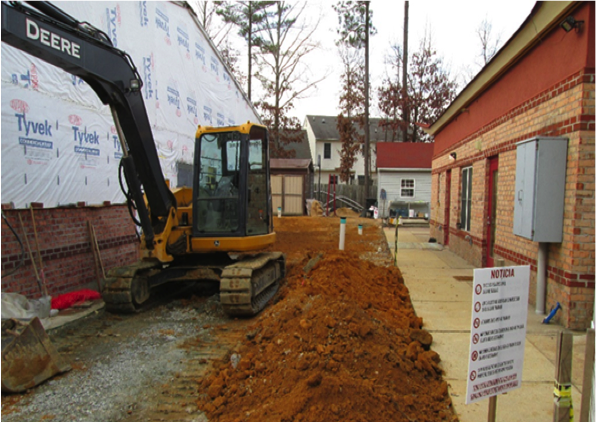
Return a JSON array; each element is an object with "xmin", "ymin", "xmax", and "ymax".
[
  {"xmin": 270, "ymin": 129, "xmax": 312, "ymax": 160},
  {"xmin": 305, "ymin": 115, "xmax": 402, "ymax": 142},
  {"xmin": 376, "ymin": 142, "xmax": 434, "ymax": 169}
]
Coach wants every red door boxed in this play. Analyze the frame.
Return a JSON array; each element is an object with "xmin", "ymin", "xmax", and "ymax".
[
  {"xmin": 444, "ymin": 170, "xmax": 451, "ymax": 245},
  {"xmin": 486, "ymin": 157, "xmax": 499, "ymax": 267}
]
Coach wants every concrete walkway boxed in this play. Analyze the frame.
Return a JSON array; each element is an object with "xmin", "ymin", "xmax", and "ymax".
[{"xmin": 384, "ymin": 225, "xmax": 589, "ymax": 422}]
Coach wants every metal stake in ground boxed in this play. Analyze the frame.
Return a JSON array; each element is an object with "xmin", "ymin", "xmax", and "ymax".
[{"xmin": 394, "ymin": 217, "xmax": 401, "ymax": 267}]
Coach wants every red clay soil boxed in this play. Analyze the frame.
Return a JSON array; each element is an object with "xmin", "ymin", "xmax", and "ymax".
[
  {"xmin": 197, "ymin": 216, "xmax": 457, "ymax": 422},
  {"xmin": 268, "ymin": 215, "xmax": 395, "ymax": 268}
]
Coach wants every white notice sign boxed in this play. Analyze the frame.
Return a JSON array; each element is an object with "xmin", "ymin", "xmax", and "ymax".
[{"xmin": 465, "ymin": 265, "xmax": 530, "ymax": 404}]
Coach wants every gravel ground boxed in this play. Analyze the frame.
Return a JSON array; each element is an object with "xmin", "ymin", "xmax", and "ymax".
[{"xmin": 1, "ymin": 285, "xmax": 241, "ymax": 422}]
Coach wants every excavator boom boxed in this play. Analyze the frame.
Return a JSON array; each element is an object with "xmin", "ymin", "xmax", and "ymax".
[{"xmin": 1, "ymin": 1, "xmax": 173, "ymax": 248}]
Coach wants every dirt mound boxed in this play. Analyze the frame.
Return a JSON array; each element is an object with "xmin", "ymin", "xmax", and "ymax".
[
  {"xmin": 269, "ymin": 216, "xmax": 393, "ymax": 269},
  {"xmin": 309, "ymin": 200, "xmax": 324, "ymax": 216},
  {"xmin": 197, "ymin": 250, "xmax": 457, "ymax": 422},
  {"xmin": 335, "ymin": 207, "xmax": 360, "ymax": 218}
]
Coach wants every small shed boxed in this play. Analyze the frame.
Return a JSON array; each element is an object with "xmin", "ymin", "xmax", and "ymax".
[
  {"xmin": 376, "ymin": 142, "xmax": 434, "ymax": 219},
  {"xmin": 271, "ymin": 159, "xmax": 313, "ymax": 216},
  {"xmin": 270, "ymin": 131, "xmax": 313, "ymax": 216}
]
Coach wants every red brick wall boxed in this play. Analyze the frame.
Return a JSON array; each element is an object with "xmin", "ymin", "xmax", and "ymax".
[
  {"xmin": 1, "ymin": 204, "xmax": 139, "ymax": 299},
  {"xmin": 430, "ymin": 69, "xmax": 595, "ymax": 329}
]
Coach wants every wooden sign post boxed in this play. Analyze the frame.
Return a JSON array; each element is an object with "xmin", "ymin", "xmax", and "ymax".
[
  {"xmin": 580, "ymin": 328, "xmax": 595, "ymax": 422},
  {"xmin": 553, "ymin": 330, "xmax": 573, "ymax": 422}
]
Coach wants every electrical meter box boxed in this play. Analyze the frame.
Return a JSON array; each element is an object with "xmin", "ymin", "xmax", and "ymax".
[{"xmin": 513, "ymin": 137, "xmax": 568, "ymax": 242}]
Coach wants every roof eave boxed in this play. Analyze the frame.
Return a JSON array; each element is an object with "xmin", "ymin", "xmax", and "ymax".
[
  {"xmin": 377, "ymin": 167, "xmax": 431, "ymax": 172},
  {"xmin": 426, "ymin": 1, "xmax": 578, "ymax": 136}
]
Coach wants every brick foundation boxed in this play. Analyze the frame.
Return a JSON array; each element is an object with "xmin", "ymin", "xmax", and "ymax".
[{"xmin": 1, "ymin": 204, "xmax": 139, "ymax": 298}]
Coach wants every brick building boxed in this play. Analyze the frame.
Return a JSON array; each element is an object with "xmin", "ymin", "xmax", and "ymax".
[
  {"xmin": 1, "ymin": 204, "xmax": 138, "ymax": 299},
  {"xmin": 426, "ymin": 2, "xmax": 594, "ymax": 329}
]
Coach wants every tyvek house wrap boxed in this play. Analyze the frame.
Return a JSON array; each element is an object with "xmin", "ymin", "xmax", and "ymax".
[{"xmin": 1, "ymin": 1, "xmax": 260, "ymax": 208}]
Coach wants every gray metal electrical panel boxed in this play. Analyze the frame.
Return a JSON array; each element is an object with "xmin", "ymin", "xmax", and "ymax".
[{"xmin": 513, "ymin": 136, "xmax": 568, "ymax": 242}]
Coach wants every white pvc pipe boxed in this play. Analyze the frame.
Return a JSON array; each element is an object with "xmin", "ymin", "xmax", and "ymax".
[
  {"xmin": 536, "ymin": 242, "xmax": 548, "ymax": 315},
  {"xmin": 339, "ymin": 217, "xmax": 346, "ymax": 250}
]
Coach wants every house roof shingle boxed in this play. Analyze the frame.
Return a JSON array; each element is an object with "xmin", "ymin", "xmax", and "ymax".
[
  {"xmin": 270, "ymin": 129, "xmax": 312, "ymax": 161},
  {"xmin": 305, "ymin": 115, "xmax": 402, "ymax": 142},
  {"xmin": 376, "ymin": 142, "xmax": 434, "ymax": 169}
]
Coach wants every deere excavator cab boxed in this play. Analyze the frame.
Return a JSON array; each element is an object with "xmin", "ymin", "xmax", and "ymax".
[
  {"xmin": 104, "ymin": 122, "xmax": 286, "ymax": 317},
  {"xmin": 1, "ymin": 1, "xmax": 286, "ymax": 317},
  {"xmin": 194, "ymin": 124, "xmax": 271, "ymax": 241}
]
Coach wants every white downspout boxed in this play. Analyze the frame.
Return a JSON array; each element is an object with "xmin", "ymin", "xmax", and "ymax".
[{"xmin": 536, "ymin": 242, "xmax": 548, "ymax": 314}]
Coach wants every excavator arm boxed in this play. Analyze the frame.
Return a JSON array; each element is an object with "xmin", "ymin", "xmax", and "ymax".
[
  {"xmin": 1, "ymin": 1, "xmax": 174, "ymax": 250},
  {"xmin": 2, "ymin": 2, "xmax": 286, "ymax": 316}
]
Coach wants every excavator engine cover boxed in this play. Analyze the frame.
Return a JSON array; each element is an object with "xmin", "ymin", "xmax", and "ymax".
[{"xmin": 1, "ymin": 317, "xmax": 71, "ymax": 393}]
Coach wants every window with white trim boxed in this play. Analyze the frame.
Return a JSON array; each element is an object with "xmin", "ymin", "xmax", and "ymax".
[
  {"xmin": 400, "ymin": 178, "xmax": 415, "ymax": 198},
  {"xmin": 324, "ymin": 143, "xmax": 331, "ymax": 159},
  {"xmin": 460, "ymin": 166, "xmax": 473, "ymax": 231}
]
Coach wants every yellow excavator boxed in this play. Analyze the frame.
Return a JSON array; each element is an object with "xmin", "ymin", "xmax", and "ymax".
[{"xmin": 1, "ymin": 1, "xmax": 286, "ymax": 317}]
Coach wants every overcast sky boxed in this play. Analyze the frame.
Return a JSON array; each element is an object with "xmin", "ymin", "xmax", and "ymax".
[{"xmin": 237, "ymin": 0, "xmax": 537, "ymax": 122}]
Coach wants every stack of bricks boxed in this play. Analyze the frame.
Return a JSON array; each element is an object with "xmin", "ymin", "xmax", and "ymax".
[
  {"xmin": 1, "ymin": 203, "xmax": 139, "ymax": 299},
  {"xmin": 430, "ymin": 70, "xmax": 594, "ymax": 329}
]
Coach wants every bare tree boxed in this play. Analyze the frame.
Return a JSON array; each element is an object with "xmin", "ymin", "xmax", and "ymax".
[
  {"xmin": 255, "ymin": 2, "xmax": 325, "ymax": 151},
  {"xmin": 192, "ymin": 1, "xmax": 232, "ymax": 47},
  {"xmin": 190, "ymin": 1, "xmax": 245, "ymax": 85},
  {"xmin": 477, "ymin": 16, "xmax": 502, "ymax": 66},
  {"xmin": 460, "ymin": 16, "xmax": 503, "ymax": 86},
  {"xmin": 217, "ymin": 40, "xmax": 247, "ymax": 90},
  {"xmin": 378, "ymin": 32, "xmax": 458, "ymax": 142}
]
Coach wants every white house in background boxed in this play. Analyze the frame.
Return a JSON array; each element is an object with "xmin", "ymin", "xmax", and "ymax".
[
  {"xmin": 303, "ymin": 115, "xmax": 401, "ymax": 186},
  {"xmin": 376, "ymin": 142, "xmax": 434, "ymax": 219}
]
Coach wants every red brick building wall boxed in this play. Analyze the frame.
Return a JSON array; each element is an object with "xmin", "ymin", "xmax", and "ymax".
[
  {"xmin": 430, "ymin": 2, "xmax": 594, "ymax": 329},
  {"xmin": 1, "ymin": 204, "xmax": 139, "ymax": 299}
]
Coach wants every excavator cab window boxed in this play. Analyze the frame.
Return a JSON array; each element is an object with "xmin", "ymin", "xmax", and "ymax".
[
  {"xmin": 196, "ymin": 131, "xmax": 241, "ymax": 234},
  {"xmin": 246, "ymin": 126, "xmax": 270, "ymax": 236},
  {"xmin": 194, "ymin": 124, "xmax": 271, "ymax": 238}
]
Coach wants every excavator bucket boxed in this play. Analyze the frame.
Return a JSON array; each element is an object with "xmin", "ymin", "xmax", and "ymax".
[{"xmin": 1, "ymin": 317, "xmax": 71, "ymax": 393}]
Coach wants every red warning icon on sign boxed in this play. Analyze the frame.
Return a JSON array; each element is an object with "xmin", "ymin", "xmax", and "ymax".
[
  {"xmin": 474, "ymin": 302, "xmax": 482, "ymax": 312},
  {"xmin": 473, "ymin": 333, "xmax": 480, "ymax": 344},
  {"xmin": 471, "ymin": 350, "xmax": 479, "ymax": 361},
  {"xmin": 474, "ymin": 318, "xmax": 480, "ymax": 328},
  {"xmin": 475, "ymin": 284, "xmax": 482, "ymax": 295},
  {"xmin": 470, "ymin": 370, "xmax": 477, "ymax": 381}
]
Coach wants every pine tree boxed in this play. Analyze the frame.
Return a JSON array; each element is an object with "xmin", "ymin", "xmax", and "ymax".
[{"xmin": 215, "ymin": 1, "xmax": 275, "ymax": 100}]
